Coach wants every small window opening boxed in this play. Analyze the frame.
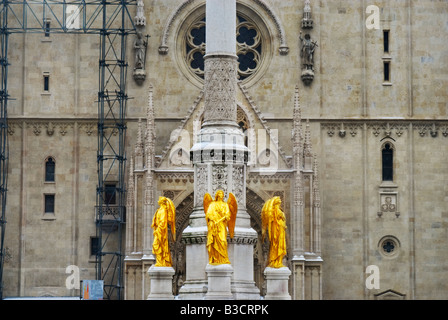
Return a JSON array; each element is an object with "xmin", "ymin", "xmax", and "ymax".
[
  {"xmin": 383, "ymin": 30, "xmax": 389, "ymax": 53},
  {"xmin": 382, "ymin": 143, "xmax": 393, "ymax": 181},
  {"xmin": 43, "ymin": 74, "xmax": 50, "ymax": 92},
  {"xmin": 383, "ymin": 61, "xmax": 390, "ymax": 82},
  {"xmin": 44, "ymin": 21, "xmax": 51, "ymax": 37},
  {"xmin": 104, "ymin": 184, "xmax": 116, "ymax": 205},
  {"xmin": 45, "ymin": 194, "xmax": 55, "ymax": 213},
  {"xmin": 90, "ymin": 237, "xmax": 101, "ymax": 256},
  {"xmin": 45, "ymin": 157, "xmax": 55, "ymax": 182}
]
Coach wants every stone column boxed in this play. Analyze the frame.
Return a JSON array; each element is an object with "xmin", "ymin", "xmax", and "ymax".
[{"xmin": 180, "ymin": 0, "xmax": 259, "ymax": 300}]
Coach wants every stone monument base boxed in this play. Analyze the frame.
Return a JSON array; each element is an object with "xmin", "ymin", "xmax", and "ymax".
[
  {"xmin": 147, "ymin": 265, "xmax": 175, "ymax": 300},
  {"xmin": 264, "ymin": 267, "xmax": 292, "ymax": 300},
  {"xmin": 204, "ymin": 263, "xmax": 234, "ymax": 300}
]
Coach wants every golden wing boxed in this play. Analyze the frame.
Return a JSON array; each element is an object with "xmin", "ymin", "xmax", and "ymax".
[
  {"xmin": 261, "ymin": 198, "xmax": 274, "ymax": 243},
  {"xmin": 203, "ymin": 193, "xmax": 213, "ymax": 214},
  {"xmin": 166, "ymin": 197, "xmax": 176, "ymax": 241},
  {"xmin": 227, "ymin": 192, "xmax": 238, "ymax": 238}
]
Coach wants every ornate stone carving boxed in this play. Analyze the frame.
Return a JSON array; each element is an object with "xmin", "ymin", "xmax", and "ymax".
[
  {"xmin": 134, "ymin": 0, "xmax": 146, "ymax": 26},
  {"xmin": 195, "ymin": 165, "xmax": 207, "ymax": 205},
  {"xmin": 211, "ymin": 165, "xmax": 228, "ymax": 196},
  {"xmin": 232, "ymin": 165, "xmax": 245, "ymax": 203},
  {"xmin": 302, "ymin": 0, "xmax": 313, "ymax": 29},
  {"xmin": 299, "ymin": 31, "xmax": 317, "ymax": 85},
  {"xmin": 133, "ymin": 31, "xmax": 148, "ymax": 84},
  {"xmin": 319, "ymin": 122, "xmax": 448, "ymax": 139},
  {"xmin": 203, "ymin": 56, "xmax": 237, "ymax": 123}
]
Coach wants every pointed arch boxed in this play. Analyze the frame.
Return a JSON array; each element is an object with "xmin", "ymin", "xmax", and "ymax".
[
  {"xmin": 44, "ymin": 156, "xmax": 56, "ymax": 182},
  {"xmin": 381, "ymin": 141, "xmax": 395, "ymax": 182}
]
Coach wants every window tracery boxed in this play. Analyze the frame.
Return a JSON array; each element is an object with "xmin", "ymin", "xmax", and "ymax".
[{"xmin": 185, "ymin": 14, "xmax": 262, "ymax": 81}]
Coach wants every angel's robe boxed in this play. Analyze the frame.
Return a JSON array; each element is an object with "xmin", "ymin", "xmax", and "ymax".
[
  {"xmin": 205, "ymin": 200, "xmax": 232, "ymax": 265},
  {"xmin": 152, "ymin": 205, "xmax": 172, "ymax": 267},
  {"xmin": 267, "ymin": 206, "xmax": 287, "ymax": 268}
]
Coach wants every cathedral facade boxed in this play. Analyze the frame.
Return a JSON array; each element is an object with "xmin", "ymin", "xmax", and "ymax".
[{"xmin": 2, "ymin": 0, "xmax": 448, "ymax": 300}]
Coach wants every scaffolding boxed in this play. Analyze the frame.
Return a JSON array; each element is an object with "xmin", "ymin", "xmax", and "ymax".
[{"xmin": 0, "ymin": 0, "xmax": 137, "ymax": 300}]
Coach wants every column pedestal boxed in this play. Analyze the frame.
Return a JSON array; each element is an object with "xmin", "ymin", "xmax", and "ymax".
[
  {"xmin": 147, "ymin": 265, "xmax": 175, "ymax": 300},
  {"xmin": 263, "ymin": 267, "xmax": 292, "ymax": 300},
  {"xmin": 204, "ymin": 264, "xmax": 234, "ymax": 300}
]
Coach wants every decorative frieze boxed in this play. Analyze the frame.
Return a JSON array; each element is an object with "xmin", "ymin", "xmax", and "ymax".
[
  {"xmin": 321, "ymin": 121, "xmax": 448, "ymax": 138},
  {"xmin": 8, "ymin": 120, "xmax": 99, "ymax": 136}
]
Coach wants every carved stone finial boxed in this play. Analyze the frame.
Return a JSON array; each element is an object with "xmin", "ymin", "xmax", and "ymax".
[
  {"xmin": 304, "ymin": 119, "xmax": 313, "ymax": 157},
  {"xmin": 292, "ymin": 85, "xmax": 303, "ymax": 148},
  {"xmin": 313, "ymin": 154, "xmax": 321, "ymax": 208},
  {"xmin": 134, "ymin": 0, "xmax": 146, "ymax": 26},
  {"xmin": 302, "ymin": 0, "xmax": 313, "ymax": 29},
  {"xmin": 127, "ymin": 156, "xmax": 135, "ymax": 207}
]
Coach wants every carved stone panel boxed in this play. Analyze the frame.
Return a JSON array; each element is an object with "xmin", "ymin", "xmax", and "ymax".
[
  {"xmin": 211, "ymin": 164, "xmax": 228, "ymax": 196},
  {"xmin": 195, "ymin": 165, "xmax": 208, "ymax": 206}
]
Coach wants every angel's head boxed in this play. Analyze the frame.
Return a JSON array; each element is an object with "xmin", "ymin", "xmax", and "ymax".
[
  {"xmin": 215, "ymin": 190, "xmax": 225, "ymax": 201},
  {"xmin": 158, "ymin": 196, "xmax": 167, "ymax": 206},
  {"xmin": 273, "ymin": 196, "xmax": 282, "ymax": 207}
]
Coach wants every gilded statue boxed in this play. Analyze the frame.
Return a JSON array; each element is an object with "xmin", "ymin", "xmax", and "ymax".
[
  {"xmin": 203, "ymin": 190, "xmax": 237, "ymax": 265},
  {"xmin": 152, "ymin": 196, "xmax": 176, "ymax": 267},
  {"xmin": 261, "ymin": 196, "xmax": 287, "ymax": 268}
]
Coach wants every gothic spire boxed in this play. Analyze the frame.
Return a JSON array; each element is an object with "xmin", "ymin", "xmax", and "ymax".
[
  {"xmin": 126, "ymin": 156, "xmax": 135, "ymax": 208},
  {"xmin": 134, "ymin": 118, "xmax": 144, "ymax": 158},
  {"xmin": 313, "ymin": 154, "xmax": 321, "ymax": 208},
  {"xmin": 304, "ymin": 118, "xmax": 313, "ymax": 157},
  {"xmin": 145, "ymin": 84, "xmax": 155, "ymax": 205}
]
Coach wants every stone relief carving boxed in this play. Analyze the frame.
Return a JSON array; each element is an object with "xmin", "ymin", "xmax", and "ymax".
[
  {"xmin": 211, "ymin": 165, "xmax": 228, "ymax": 196},
  {"xmin": 321, "ymin": 122, "xmax": 448, "ymax": 139},
  {"xmin": 195, "ymin": 165, "xmax": 207, "ymax": 205},
  {"xmin": 232, "ymin": 165, "xmax": 245, "ymax": 204},
  {"xmin": 203, "ymin": 57, "xmax": 237, "ymax": 123},
  {"xmin": 378, "ymin": 193, "xmax": 400, "ymax": 218}
]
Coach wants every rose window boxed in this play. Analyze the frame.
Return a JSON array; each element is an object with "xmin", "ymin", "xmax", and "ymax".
[{"xmin": 185, "ymin": 15, "xmax": 262, "ymax": 81}]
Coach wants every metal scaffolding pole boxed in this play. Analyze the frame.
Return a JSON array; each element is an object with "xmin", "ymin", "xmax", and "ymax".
[
  {"xmin": 0, "ymin": 0, "xmax": 136, "ymax": 300},
  {"xmin": 0, "ymin": 0, "xmax": 10, "ymax": 301}
]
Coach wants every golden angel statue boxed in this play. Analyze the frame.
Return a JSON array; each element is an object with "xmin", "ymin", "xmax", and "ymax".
[
  {"xmin": 203, "ymin": 190, "xmax": 237, "ymax": 265},
  {"xmin": 152, "ymin": 196, "xmax": 176, "ymax": 267},
  {"xmin": 261, "ymin": 196, "xmax": 287, "ymax": 268}
]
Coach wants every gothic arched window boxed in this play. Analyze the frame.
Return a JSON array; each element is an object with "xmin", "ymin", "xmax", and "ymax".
[
  {"xmin": 45, "ymin": 157, "xmax": 55, "ymax": 182},
  {"xmin": 382, "ymin": 143, "xmax": 393, "ymax": 181}
]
